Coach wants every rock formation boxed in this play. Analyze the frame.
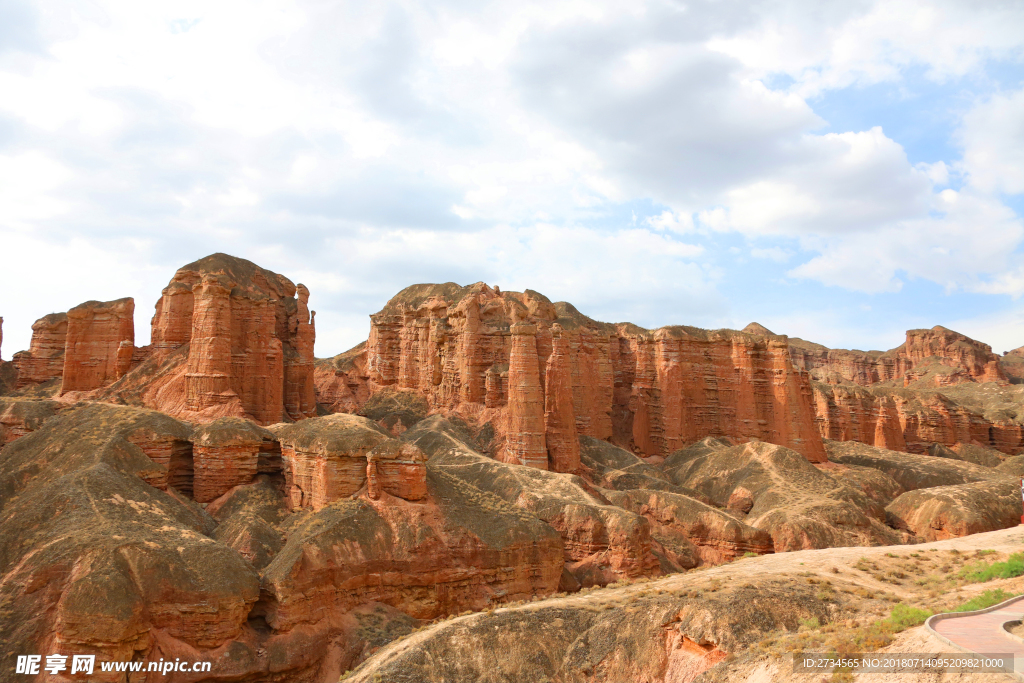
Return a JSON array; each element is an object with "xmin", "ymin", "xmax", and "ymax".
[
  {"xmin": 507, "ymin": 322, "xmax": 548, "ymax": 468},
  {"xmin": 0, "ymin": 398, "xmax": 58, "ymax": 444},
  {"xmin": 270, "ymin": 414, "xmax": 428, "ymax": 510},
  {"xmin": 544, "ymin": 324, "xmax": 581, "ymax": 473},
  {"xmin": 664, "ymin": 439, "xmax": 903, "ymax": 551},
  {"xmin": 94, "ymin": 253, "xmax": 320, "ymax": 424},
  {"xmin": 60, "ymin": 297, "xmax": 135, "ymax": 394},
  {"xmin": 191, "ymin": 417, "xmax": 280, "ymax": 503},
  {"xmin": 327, "ymin": 282, "xmax": 828, "ymax": 465},
  {"xmin": 789, "ymin": 325, "xmax": 1006, "ymax": 387},
  {"xmin": 885, "ymin": 478, "xmax": 1022, "ymax": 541},
  {"xmin": 13, "ymin": 312, "xmax": 68, "ymax": 387}
]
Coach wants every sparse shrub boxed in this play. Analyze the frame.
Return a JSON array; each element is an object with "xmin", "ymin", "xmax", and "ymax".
[
  {"xmin": 959, "ymin": 552, "xmax": 1024, "ymax": 583},
  {"xmin": 880, "ymin": 604, "xmax": 932, "ymax": 632},
  {"xmin": 799, "ymin": 616, "xmax": 820, "ymax": 631},
  {"xmin": 743, "ymin": 551, "xmax": 758, "ymax": 558},
  {"xmin": 955, "ymin": 589, "xmax": 1015, "ymax": 612}
]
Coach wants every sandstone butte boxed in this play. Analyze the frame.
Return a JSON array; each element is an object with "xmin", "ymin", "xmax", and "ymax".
[{"xmin": 10, "ymin": 253, "xmax": 318, "ymax": 425}]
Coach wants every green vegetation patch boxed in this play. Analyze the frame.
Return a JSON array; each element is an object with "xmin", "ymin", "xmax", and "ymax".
[
  {"xmin": 954, "ymin": 589, "xmax": 1017, "ymax": 612},
  {"xmin": 959, "ymin": 552, "xmax": 1024, "ymax": 583}
]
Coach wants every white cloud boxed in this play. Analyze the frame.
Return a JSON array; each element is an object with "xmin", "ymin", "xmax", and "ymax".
[
  {"xmin": 0, "ymin": 0, "xmax": 1023, "ymax": 358},
  {"xmin": 960, "ymin": 86, "xmax": 1024, "ymax": 195}
]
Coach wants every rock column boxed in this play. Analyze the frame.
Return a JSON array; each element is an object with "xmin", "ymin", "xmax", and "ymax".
[
  {"xmin": 545, "ymin": 324, "xmax": 580, "ymax": 473},
  {"xmin": 284, "ymin": 284, "xmax": 317, "ymax": 420},
  {"xmin": 507, "ymin": 322, "xmax": 548, "ymax": 469}
]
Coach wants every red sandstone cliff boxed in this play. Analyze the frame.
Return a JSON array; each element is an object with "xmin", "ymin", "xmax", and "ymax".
[
  {"xmin": 319, "ymin": 283, "xmax": 828, "ymax": 464},
  {"xmin": 103, "ymin": 254, "xmax": 318, "ymax": 424},
  {"xmin": 13, "ymin": 312, "xmax": 68, "ymax": 388},
  {"xmin": 61, "ymin": 298, "xmax": 135, "ymax": 394}
]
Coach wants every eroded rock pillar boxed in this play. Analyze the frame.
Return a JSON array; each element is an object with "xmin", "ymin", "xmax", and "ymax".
[
  {"xmin": 507, "ymin": 322, "xmax": 547, "ymax": 469},
  {"xmin": 545, "ymin": 324, "xmax": 580, "ymax": 473}
]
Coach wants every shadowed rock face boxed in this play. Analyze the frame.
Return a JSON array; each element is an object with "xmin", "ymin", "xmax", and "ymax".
[{"xmin": 319, "ymin": 282, "xmax": 827, "ymax": 465}]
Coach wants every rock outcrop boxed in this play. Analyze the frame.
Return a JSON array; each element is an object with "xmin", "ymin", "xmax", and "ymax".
[
  {"xmin": 13, "ymin": 312, "xmax": 68, "ymax": 388},
  {"xmin": 0, "ymin": 398, "xmax": 58, "ymax": 444},
  {"xmin": 191, "ymin": 417, "xmax": 280, "ymax": 503},
  {"xmin": 790, "ymin": 325, "xmax": 1006, "ymax": 387},
  {"xmin": 95, "ymin": 253, "xmax": 321, "ymax": 424},
  {"xmin": 813, "ymin": 381, "xmax": 1024, "ymax": 455},
  {"xmin": 405, "ymin": 415, "xmax": 662, "ymax": 586},
  {"xmin": 271, "ymin": 414, "xmax": 428, "ymax": 510},
  {"xmin": 272, "ymin": 414, "xmax": 391, "ymax": 510},
  {"xmin": 262, "ymin": 468, "xmax": 563, "ymax": 626},
  {"xmin": 0, "ymin": 405, "xmax": 260, "ymax": 677},
  {"xmin": 60, "ymin": 297, "xmax": 135, "ymax": 394},
  {"xmin": 824, "ymin": 439, "xmax": 1002, "ymax": 491},
  {"xmin": 507, "ymin": 322, "xmax": 548, "ymax": 469},
  {"xmin": 331, "ymin": 282, "xmax": 827, "ymax": 465},
  {"xmin": 885, "ymin": 478, "xmax": 1021, "ymax": 541}
]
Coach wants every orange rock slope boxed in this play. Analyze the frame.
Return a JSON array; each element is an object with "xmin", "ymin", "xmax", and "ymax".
[{"xmin": 320, "ymin": 282, "xmax": 828, "ymax": 465}]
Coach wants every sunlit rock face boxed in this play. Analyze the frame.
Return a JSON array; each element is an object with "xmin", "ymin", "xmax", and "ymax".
[{"xmin": 319, "ymin": 282, "xmax": 828, "ymax": 466}]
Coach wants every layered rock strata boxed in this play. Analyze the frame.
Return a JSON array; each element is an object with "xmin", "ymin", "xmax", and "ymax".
[
  {"xmin": 261, "ymin": 469, "xmax": 564, "ymax": 626},
  {"xmin": 789, "ymin": 325, "xmax": 1006, "ymax": 387},
  {"xmin": 330, "ymin": 282, "xmax": 827, "ymax": 464},
  {"xmin": 60, "ymin": 297, "xmax": 135, "ymax": 394},
  {"xmin": 191, "ymin": 418, "xmax": 280, "ymax": 503},
  {"xmin": 813, "ymin": 382, "xmax": 1024, "ymax": 455},
  {"xmin": 271, "ymin": 414, "xmax": 428, "ymax": 510},
  {"xmin": 141, "ymin": 253, "xmax": 318, "ymax": 423},
  {"xmin": 13, "ymin": 312, "xmax": 68, "ymax": 387}
]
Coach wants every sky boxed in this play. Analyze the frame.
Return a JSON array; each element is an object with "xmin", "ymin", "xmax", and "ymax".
[{"xmin": 1, "ymin": 0, "xmax": 1023, "ymax": 358}]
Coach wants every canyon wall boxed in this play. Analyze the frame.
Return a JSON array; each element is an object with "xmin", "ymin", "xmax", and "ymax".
[{"xmin": 328, "ymin": 283, "xmax": 828, "ymax": 464}]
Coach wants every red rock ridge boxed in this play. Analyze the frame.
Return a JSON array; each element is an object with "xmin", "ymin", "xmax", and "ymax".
[
  {"xmin": 789, "ymin": 324, "xmax": 1006, "ymax": 387},
  {"xmin": 326, "ymin": 283, "xmax": 827, "ymax": 464}
]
